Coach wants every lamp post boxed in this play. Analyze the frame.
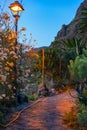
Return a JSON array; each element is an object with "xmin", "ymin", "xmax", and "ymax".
[
  {"xmin": 9, "ymin": 0, "xmax": 24, "ymax": 77},
  {"xmin": 42, "ymin": 49, "xmax": 45, "ymax": 85},
  {"xmin": 9, "ymin": 1, "xmax": 24, "ymax": 105}
]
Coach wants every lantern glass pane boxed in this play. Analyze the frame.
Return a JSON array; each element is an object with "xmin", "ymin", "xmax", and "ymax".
[{"xmin": 10, "ymin": 6, "xmax": 23, "ymax": 12}]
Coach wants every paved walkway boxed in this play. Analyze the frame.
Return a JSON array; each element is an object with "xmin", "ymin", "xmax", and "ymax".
[{"xmin": 5, "ymin": 90, "xmax": 76, "ymax": 130}]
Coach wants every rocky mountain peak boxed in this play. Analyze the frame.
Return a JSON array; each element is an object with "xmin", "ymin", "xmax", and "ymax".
[{"xmin": 54, "ymin": 0, "xmax": 87, "ymax": 41}]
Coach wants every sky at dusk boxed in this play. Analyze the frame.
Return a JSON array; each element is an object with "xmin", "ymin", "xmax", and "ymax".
[{"xmin": 0, "ymin": 0, "xmax": 84, "ymax": 48}]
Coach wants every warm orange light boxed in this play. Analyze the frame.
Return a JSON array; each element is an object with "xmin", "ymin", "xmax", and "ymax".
[
  {"xmin": 9, "ymin": 1, "xmax": 24, "ymax": 13},
  {"xmin": 10, "ymin": 6, "xmax": 23, "ymax": 12}
]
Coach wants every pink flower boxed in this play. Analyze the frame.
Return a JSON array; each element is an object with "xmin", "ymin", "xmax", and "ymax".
[{"xmin": 2, "ymin": 94, "xmax": 6, "ymax": 98}]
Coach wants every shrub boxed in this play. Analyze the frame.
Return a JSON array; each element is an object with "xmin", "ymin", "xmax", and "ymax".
[
  {"xmin": 77, "ymin": 103, "xmax": 87, "ymax": 127},
  {"xmin": 28, "ymin": 95, "xmax": 36, "ymax": 101},
  {"xmin": 62, "ymin": 108, "xmax": 79, "ymax": 128},
  {"xmin": 0, "ymin": 111, "xmax": 4, "ymax": 123}
]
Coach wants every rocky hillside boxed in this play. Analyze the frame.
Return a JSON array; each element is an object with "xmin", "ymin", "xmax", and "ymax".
[{"xmin": 54, "ymin": 0, "xmax": 87, "ymax": 41}]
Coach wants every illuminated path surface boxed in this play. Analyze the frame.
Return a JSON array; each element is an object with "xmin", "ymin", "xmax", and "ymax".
[{"xmin": 5, "ymin": 91, "xmax": 76, "ymax": 130}]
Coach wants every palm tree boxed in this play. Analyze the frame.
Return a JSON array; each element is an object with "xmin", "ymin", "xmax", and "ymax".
[
  {"xmin": 78, "ymin": 7, "xmax": 87, "ymax": 33},
  {"xmin": 77, "ymin": 7, "xmax": 87, "ymax": 44},
  {"xmin": 60, "ymin": 38, "xmax": 84, "ymax": 56}
]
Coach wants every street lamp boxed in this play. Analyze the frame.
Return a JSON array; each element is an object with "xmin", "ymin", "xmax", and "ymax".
[
  {"xmin": 9, "ymin": 0, "xmax": 24, "ymax": 44},
  {"xmin": 9, "ymin": 1, "xmax": 24, "ymax": 105}
]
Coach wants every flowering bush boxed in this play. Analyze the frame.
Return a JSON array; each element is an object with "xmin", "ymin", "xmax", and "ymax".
[{"xmin": 0, "ymin": 12, "xmax": 38, "ymax": 108}]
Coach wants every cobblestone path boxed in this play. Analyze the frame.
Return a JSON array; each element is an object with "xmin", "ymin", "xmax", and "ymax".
[{"xmin": 5, "ymin": 91, "xmax": 76, "ymax": 130}]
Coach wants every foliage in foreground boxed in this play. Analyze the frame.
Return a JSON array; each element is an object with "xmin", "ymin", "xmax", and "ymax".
[
  {"xmin": 63, "ymin": 102, "xmax": 87, "ymax": 129},
  {"xmin": 77, "ymin": 103, "xmax": 87, "ymax": 127},
  {"xmin": 62, "ymin": 107, "xmax": 79, "ymax": 128}
]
